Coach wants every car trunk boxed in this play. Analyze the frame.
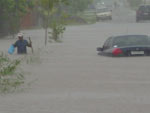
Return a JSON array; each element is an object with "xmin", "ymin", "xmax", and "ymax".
[{"xmin": 120, "ymin": 46, "xmax": 150, "ymax": 56}]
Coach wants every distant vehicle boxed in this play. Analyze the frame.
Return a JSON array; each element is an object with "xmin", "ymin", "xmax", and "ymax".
[
  {"xmin": 96, "ymin": 7, "xmax": 112, "ymax": 21},
  {"xmin": 97, "ymin": 35, "xmax": 150, "ymax": 57},
  {"xmin": 136, "ymin": 5, "xmax": 150, "ymax": 22}
]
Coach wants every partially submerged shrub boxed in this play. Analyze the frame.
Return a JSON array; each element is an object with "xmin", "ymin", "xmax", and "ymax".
[
  {"xmin": 0, "ymin": 73, "xmax": 24, "ymax": 93},
  {"xmin": 0, "ymin": 53, "xmax": 24, "ymax": 93},
  {"xmin": 0, "ymin": 60, "xmax": 20, "ymax": 75},
  {"xmin": 49, "ymin": 23, "xmax": 65, "ymax": 42},
  {"xmin": 48, "ymin": 9, "xmax": 67, "ymax": 42}
]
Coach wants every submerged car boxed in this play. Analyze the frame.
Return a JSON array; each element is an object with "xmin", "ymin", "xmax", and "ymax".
[
  {"xmin": 97, "ymin": 35, "xmax": 150, "ymax": 57},
  {"xmin": 136, "ymin": 5, "xmax": 150, "ymax": 22},
  {"xmin": 96, "ymin": 7, "xmax": 112, "ymax": 21}
]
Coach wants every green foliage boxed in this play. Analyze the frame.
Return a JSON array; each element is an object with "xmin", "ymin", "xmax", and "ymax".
[
  {"xmin": 66, "ymin": 0, "xmax": 93, "ymax": 14},
  {"xmin": 49, "ymin": 10, "xmax": 67, "ymax": 42},
  {"xmin": 0, "ymin": 0, "xmax": 34, "ymax": 37},
  {"xmin": 127, "ymin": 0, "xmax": 144, "ymax": 9},
  {"xmin": 49, "ymin": 24, "xmax": 66, "ymax": 42},
  {"xmin": 79, "ymin": 10, "xmax": 97, "ymax": 24},
  {"xmin": 0, "ymin": 60, "xmax": 20, "ymax": 75},
  {"xmin": 0, "ymin": 74, "xmax": 24, "ymax": 93},
  {"xmin": 39, "ymin": 0, "xmax": 69, "ymax": 44},
  {"xmin": 39, "ymin": 0, "xmax": 68, "ymax": 11},
  {"xmin": 0, "ymin": 53, "xmax": 24, "ymax": 93}
]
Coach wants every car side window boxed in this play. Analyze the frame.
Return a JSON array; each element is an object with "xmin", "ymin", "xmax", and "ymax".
[
  {"xmin": 103, "ymin": 37, "xmax": 112, "ymax": 50},
  {"xmin": 148, "ymin": 37, "xmax": 150, "ymax": 44}
]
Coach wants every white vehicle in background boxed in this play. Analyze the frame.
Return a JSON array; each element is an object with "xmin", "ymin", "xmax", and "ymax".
[{"xmin": 96, "ymin": 7, "xmax": 112, "ymax": 21}]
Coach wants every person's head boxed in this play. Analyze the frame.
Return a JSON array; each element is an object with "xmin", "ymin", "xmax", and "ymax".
[{"xmin": 17, "ymin": 33, "xmax": 23, "ymax": 40}]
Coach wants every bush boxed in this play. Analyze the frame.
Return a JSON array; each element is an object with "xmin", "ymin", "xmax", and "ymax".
[
  {"xmin": 0, "ymin": 53, "xmax": 24, "ymax": 93},
  {"xmin": 49, "ymin": 22, "xmax": 66, "ymax": 42}
]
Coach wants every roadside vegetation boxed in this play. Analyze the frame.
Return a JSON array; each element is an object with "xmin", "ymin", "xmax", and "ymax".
[
  {"xmin": 78, "ymin": 10, "xmax": 97, "ymax": 24},
  {"xmin": 0, "ymin": 53, "xmax": 24, "ymax": 93},
  {"xmin": 0, "ymin": 50, "xmax": 42, "ymax": 94},
  {"xmin": 0, "ymin": 0, "xmax": 33, "ymax": 38},
  {"xmin": 127, "ymin": 0, "xmax": 144, "ymax": 10},
  {"xmin": 39, "ymin": 0, "xmax": 95, "ymax": 44},
  {"xmin": 0, "ymin": 0, "xmax": 95, "ymax": 42},
  {"xmin": 0, "ymin": 0, "xmax": 96, "ymax": 93}
]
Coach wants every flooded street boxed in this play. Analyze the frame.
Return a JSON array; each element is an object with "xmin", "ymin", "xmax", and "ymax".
[{"xmin": 1, "ymin": 7, "xmax": 150, "ymax": 113}]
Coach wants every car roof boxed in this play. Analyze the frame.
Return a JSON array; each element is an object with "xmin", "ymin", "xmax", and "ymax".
[
  {"xmin": 112, "ymin": 35, "xmax": 148, "ymax": 39},
  {"xmin": 140, "ymin": 4, "xmax": 150, "ymax": 6},
  {"xmin": 139, "ymin": 5, "xmax": 150, "ymax": 8}
]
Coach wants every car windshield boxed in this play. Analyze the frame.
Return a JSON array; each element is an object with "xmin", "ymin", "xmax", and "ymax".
[
  {"xmin": 113, "ymin": 35, "xmax": 150, "ymax": 47},
  {"xmin": 96, "ymin": 8, "xmax": 109, "ymax": 13}
]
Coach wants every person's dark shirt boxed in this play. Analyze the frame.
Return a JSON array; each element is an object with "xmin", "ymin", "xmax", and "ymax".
[{"xmin": 14, "ymin": 40, "xmax": 30, "ymax": 54}]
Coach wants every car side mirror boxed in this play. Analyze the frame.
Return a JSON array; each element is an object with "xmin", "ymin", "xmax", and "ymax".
[{"xmin": 97, "ymin": 47, "xmax": 103, "ymax": 51}]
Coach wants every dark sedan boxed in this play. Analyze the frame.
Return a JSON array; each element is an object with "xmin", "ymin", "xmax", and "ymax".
[
  {"xmin": 136, "ymin": 5, "xmax": 150, "ymax": 22},
  {"xmin": 97, "ymin": 35, "xmax": 150, "ymax": 57}
]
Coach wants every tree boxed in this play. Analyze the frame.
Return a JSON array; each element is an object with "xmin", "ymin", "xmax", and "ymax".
[
  {"xmin": 0, "ymin": 0, "xmax": 33, "ymax": 37},
  {"xmin": 39, "ymin": 0, "xmax": 68, "ymax": 45},
  {"xmin": 67, "ymin": 0, "xmax": 93, "ymax": 14},
  {"xmin": 127, "ymin": 0, "xmax": 144, "ymax": 9},
  {"xmin": 39, "ymin": 0, "xmax": 95, "ymax": 44},
  {"xmin": 48, "ymin": 8, "xmax": 67, "ymax": 42}
]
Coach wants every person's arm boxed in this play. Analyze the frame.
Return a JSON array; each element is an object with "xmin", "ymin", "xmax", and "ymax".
[
  {"xmin": 13, "ymin": 41, "xmax": 18, "ymax": 47},
  {"xmin": 26, "ymin": 39, "xmax": 34, "ymax": 53},
  {"xmin": 26, "ymin": 40, "xmax": 31, "ymax": 47}
]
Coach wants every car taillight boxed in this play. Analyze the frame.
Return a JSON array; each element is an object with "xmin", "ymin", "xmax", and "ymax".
[
  {"xmin": 112, "ymin": 48, "xmax": 123, "ymax": 56},
  {"xmin": 136, "ymin": 10, "xmax": 141, "ymax": 15}
]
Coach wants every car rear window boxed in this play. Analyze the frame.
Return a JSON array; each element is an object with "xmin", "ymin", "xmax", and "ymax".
[
  {"xmin": 96, "ymin": 8, "xmax": 109, "ymax": 13},
  {"xmin": 113, "ymin": 35, "xmax": 150, "ymax": 47},
  {"xmin": 139, "ymin": 5, "xmax": 150, "ymax": 12}
]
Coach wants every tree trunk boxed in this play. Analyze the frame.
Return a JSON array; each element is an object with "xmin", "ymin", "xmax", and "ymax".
[{"xmin": 45, "ymin": 10, "xmax": 50, "ymax": 46}]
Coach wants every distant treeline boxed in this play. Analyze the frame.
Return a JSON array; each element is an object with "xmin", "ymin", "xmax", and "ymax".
[
  {"xmin": 127, "ymin": 0, "xmax": 145, "ymax": 9},
  {"xmin": 0, "ymin": 0, "xmax": 93, "ymax": 38},
  {"xmin": 0, "ymin": 0, "xmax": 34, "ymax": 37}
]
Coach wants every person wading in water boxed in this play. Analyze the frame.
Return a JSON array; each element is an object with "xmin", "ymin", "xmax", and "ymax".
[{"xmin": 13, "ymin": 33, "xmax": 32, "ymax": 54}]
